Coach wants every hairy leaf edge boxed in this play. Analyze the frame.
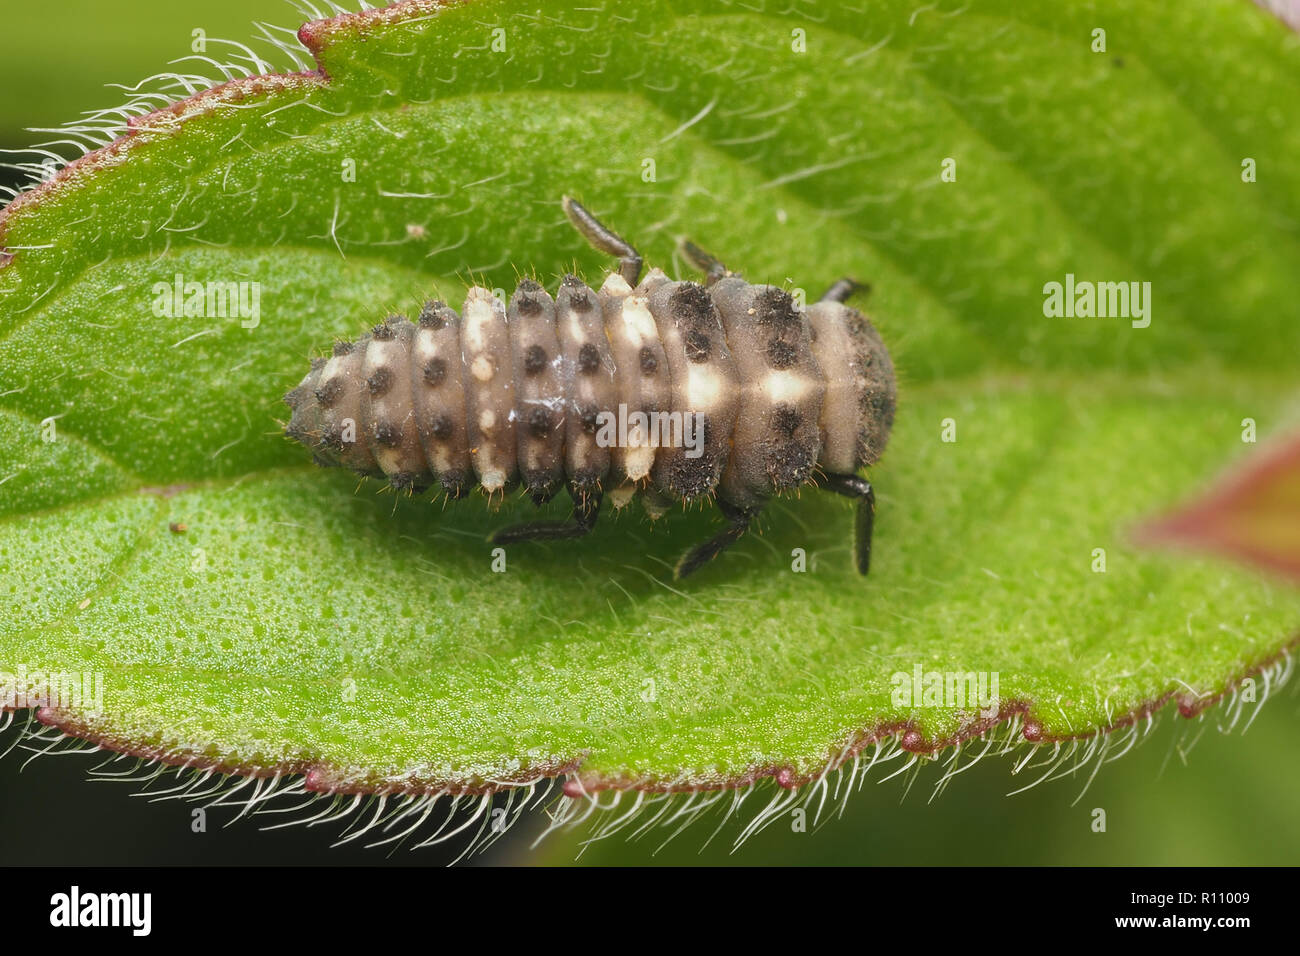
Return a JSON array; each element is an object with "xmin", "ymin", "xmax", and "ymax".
[{"xmin": 5, "ymin": 633, "xmax": 1293, "ymax": 798}]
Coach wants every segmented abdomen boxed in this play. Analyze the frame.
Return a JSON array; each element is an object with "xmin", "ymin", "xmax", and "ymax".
[{"xmin": 285, "ymin": 268, "xmax": 856, "ymax": 510}]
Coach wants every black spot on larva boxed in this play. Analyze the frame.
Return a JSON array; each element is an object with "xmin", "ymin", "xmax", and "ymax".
[
  {"xmin": 418, "ymin": 302, "xmax": 446, "ymax": 329},
  {"xmin": 570, "ymin": 292, "xmax": 593, "ymax": 313},
  {"xmin": 766, "ymin": 338, "xmax": 797, "ymax": 369},
  {"xmin": 528, "ymin": 484, "xmax": 558, "ymax": 507},
  {"xmin": 523, "ymin": 344, "xmax": 547, "ymax": 375},
  {"xmin": 372, "ymin": 322, "xmax": 398, "ymax": 341},
  {"xmin": 571, "ymin": 469, "xmax": 603, "ymax": 496},
  {"xmin": 441, "ymin": 471, "xmax": 470, "ymax": 498},
  {"xmin": 755, "ymin": 287, "xmax": 800, "ymax": 329},
  {"xmin": 423, "ymin": 357, "xmax": 447, "ymax": 386},
  {"xmin": 809, "ymin": 325, "xmax": 818, "ymax": 344},
  {"xmin": 578, "ymin": 343, "xmax": 601, "ymax": 373},
  {"xmin": 684, "ymin": 330, "xmax": 711, "ymax": 363},
  {"xmin": 332, "ymin": 340, "xmax": 354, "ymax": 357},
  {"xmin": 580, "ymin": 405, "xmax": 600, "ymax": 434},
  {"xmin": 639, "ymin": 346, "xmax": 658, "ymax": 374},
  {"xmin": 366, "ymin": 367, "xmax": 393, "ymax": 396},
  {"xmin": 389, "ymin": 472, "xmax": 420, "ymax": 492},
  {"xmin": 321, "ymin": 423, "xmax": 344, "ymax": 451},
  {"xmin": 374, "ymin": 421, "xmax": 403, "ymax": 447},
  {"xmin": 769, "ymin": 444, "xmax": 815, "ymax": 490},
  {"xmin": 309, "ymin": 356, "xmax": 326, "ymax": 372},
  {"xmin": 865, "ymin": 388, "xmax": 896, "ymax": 423},
  {"xmin": 668, "ymin": 455, "xmax": 716, "ymax": 499},
  {"xmin": 429, "ymin": 414, "xmax": 454, "ymax": 440},
  {"xmin": 314, "ymin": 378, "xmax": 344, "ymax": 409},
  {"xmin": 671, "ymin": 283, "xmax": 713, "ymax": 330},
  {"xmin": 772, "ymin": 403, "xmax": 801, "ymax": 437},
  {"xmin": 515, "ymin": 279, "xmax": 545, "ymax": 315},
  {"xmin": 561, "ymin": 275, "xmax": 594, "ymax": 312},
  {"xmin": 527, "ymin": 406, "xmax": 552, "ymax": 438}
]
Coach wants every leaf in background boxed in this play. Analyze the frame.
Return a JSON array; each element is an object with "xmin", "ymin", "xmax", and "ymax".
[
  {"xmin": 1139, "ymin": 430, "xmax": 1300, "ymax": 582},
  {"xmin": 1, "ymin": 0, "xmax": 1299, "ymax": 843},
  {"xmin": 0, "ymin": 0, "xmax": 278, "ymax": 151}
]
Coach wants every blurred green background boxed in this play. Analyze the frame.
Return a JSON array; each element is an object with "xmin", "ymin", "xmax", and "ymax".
[
  {"xmin": 1, "ymin": 0, "xmax": 1297, "ymax": 866},
  {"xmin": 0, "ymin": 0, "xmax": 285, "ymax": 160}
]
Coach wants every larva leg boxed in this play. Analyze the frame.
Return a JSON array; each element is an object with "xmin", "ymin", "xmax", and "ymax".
[
  {"xmin": 679, "ymin": 239, "xmax": 732, "ymax": 286},
  {"xmin": 674, "ymin": 500, "xmax": 760, "ymax": 579},
  {"xmin": 562, "ymin": 196, "xmax": 642, "ymax": 285},
  {"xmin": 819, "ymin": 278, "xmax": 870, "ymax": 303},
  {"xmin": 489, "ymin": 487, "xmax": 602, "ymax": 544},
  {"xmin": 822, "ymin": 473, "xmax": 875, "ymax": 575}
]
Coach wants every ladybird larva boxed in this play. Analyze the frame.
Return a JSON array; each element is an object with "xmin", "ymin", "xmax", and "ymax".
[{"xmin": 283, "ymin": 197, "xmax": 897, "ymax": 579}]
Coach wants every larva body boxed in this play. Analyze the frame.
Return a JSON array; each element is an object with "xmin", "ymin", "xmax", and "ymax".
[{"xmin": 284, "ymin": 199, "xmax": 896, "ymax": 578}]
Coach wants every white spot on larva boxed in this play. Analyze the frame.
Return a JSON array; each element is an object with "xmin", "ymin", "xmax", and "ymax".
[
  {"xmin": 625, "ymin": 445, "xmax": 655, "ymax": 482},
  {"xmin": 479, "ymin": 409, "xmax": 496, "ymax": 431},
  {"xmin": 376, "ymin": 448, "xmax": 404, "ymax": 474},
  {"xmin": 687, "ymin": 364, "xmax": 724, "ymax": 409},
  {"xmin": 413, "ymin": 329, "xmax": 437, "ymax": 364},
  {"xmin": 463, "ymin": 288, "xmax": 498, "ymax": 352},
  {"xmin": 481, "ymin": 467, "xmax": 506, "ymax": 491},
  {"xmin": 566, "ymin": 315, "xmax": 586, "ymax": 341},
  {"xmin": 321, "ymin": 355, "xmax": 346, "ymax": 383},
  {"xmin": 609, "ymin": 485, "xmax": 636, "ymax": 509},
  {"xmin": 472, "ymin": 355, "xmax": 494, "ymax": 382},
  {"xmin": 763, "ymin": 370, "xmax": 812, "ymax": 404},
  {"xmin": 621, "ymin": 297, "xmax": 657, "ymax": 346},
  {"xmin": 600, "ymin": 273, "xmax": 633, "ymax": 296},
  {"xmin": 639, "ymin": 267, "xmax": 669, "ymax": 288}
]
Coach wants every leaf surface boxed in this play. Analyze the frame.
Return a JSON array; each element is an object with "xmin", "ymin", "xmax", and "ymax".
[{"xmin": 2, "ymin": 0, "xmax": 1299, "ymax": 794}]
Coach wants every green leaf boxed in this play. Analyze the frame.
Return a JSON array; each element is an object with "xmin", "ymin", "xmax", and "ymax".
[{"xmin": 2, "ymin": 0, "xmax": 1299, "ymax": 821}]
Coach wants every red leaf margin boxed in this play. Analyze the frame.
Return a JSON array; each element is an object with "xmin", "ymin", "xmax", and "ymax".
[{"xmin": 1137, "ymin": 430, "xmax": 1300, "ymax": 583}]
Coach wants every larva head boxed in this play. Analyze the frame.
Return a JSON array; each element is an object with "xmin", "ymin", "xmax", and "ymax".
[{"xmin": 806, "ymin": 300, "xmax": 897, "ymax": 473}]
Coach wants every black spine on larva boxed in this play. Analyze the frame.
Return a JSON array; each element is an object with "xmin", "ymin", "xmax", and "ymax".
[
  {"xmin": 555, "ymin": 274, "xmax": 616, "ymax": 501},
  {"xmin": 710, "ymin": 278, "xmax": 825, "ymax": 507},
  {"xmin": 362, "ymin": 315, "xmax": 426, "ymax": 491},
  {"xmin": 508, "ymin": 279, "xmax": 565, "ymax": 504},
  {"xmin": 645, "ymin": 280, "xmax": 740, "ymax": 501},
  {"xmin": 411, "ymin": 300, "xmax": 473, "ymax": 497}
]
